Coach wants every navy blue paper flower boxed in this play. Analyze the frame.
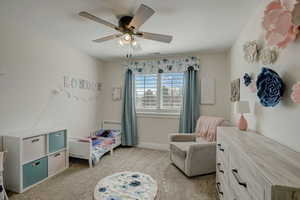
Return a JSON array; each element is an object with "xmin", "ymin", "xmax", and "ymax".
[
  {"xmin": 167, "ymin": 65, "xmax": 173, "ymax": 71},
  {"xmin": 256, "ymin": 67, "xmax": 285, "ymax": 107},
  {"xmin": 243, "ymin": 73, "xmax": 252, "ymax": 87},
  {"xmin": 158, "ymin": 69, "xmax": 164, "ymax": 73}
]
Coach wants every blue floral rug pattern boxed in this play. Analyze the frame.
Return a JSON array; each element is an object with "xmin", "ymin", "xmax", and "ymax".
[{"xmin": 94, "ymin": 172, "xmax": 158, "ymax": 200}]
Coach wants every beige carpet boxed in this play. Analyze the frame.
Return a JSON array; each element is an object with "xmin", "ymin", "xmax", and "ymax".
[{"xmin": 8, "ymin": 147, "xmax": 216, "ymax": 200}]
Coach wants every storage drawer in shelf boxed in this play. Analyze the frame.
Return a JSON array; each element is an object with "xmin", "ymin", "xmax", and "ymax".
[
  {"xmin": 49, "ymin": 130, "xmax": 66, "ymax": 153},
  {"xmin": 23, "ymin": 157, "xmax": 48, "ymax": 189},
  {"xmin": 23, "ymin": 135, "xmax": 46, "ymax": 163},
  {"xmin": 48, "ymin": 150, "xmax": 66, "ymax": 176}
]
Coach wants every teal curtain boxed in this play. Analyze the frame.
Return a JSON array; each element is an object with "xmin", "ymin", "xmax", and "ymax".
[
  {"xmin": 179, "ymin": 67, "xmax": 200, "ymax": 133},
  {"xmin": 121, "ymin": 69, "xmax": 137, "ymax": 146}
]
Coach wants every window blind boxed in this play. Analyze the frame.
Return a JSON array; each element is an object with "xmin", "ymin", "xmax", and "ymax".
[{"xmin": 135, "ymin": 73, "xmax": 184, "ymax": 112}]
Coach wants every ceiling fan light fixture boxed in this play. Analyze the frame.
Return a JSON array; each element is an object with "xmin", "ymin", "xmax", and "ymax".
[
  {"xmin": 119, "ymin": 39, "xmax": 124, "ymax": 46},
  {"xmin": 123, "ymin": 33, "xmax": 132, "ymax": 42},
  {"xmin": 132, "ymin": 40, "xmax": 137, "ymax": 46}
]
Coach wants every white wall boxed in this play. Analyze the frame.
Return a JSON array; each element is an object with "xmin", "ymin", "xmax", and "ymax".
[
  {"xmin": 102, "ymin": 52, "xmax": 230, "ymax": 149},
  {"xmin": 230, "ymin": 0, "xmax": 300, "ymax": 152},
  {"xmin": 0, "ymin": 22, "xmax": 104, "ymax": 139}
]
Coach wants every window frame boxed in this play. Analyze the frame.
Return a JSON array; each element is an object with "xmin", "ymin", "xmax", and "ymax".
[{"xmin": 134, "ymin": 73, "xmax": 184, "ymax": 115}]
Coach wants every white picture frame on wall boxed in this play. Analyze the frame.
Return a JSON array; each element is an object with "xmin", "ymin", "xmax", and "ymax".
[
  {"xmin": 112, "ymin": 87, "xmax": 122, "ymax": 101},
  {"xmin": 201, "ymin": 78, "xmax": 215, "ymax": 105}
]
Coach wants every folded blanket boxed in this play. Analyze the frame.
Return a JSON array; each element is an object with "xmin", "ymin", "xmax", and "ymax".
[{"xmin": 195, "ymin": 116, "xmax": 224, "ymax": 142}]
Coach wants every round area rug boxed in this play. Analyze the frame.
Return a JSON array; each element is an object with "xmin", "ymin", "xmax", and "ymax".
[{"xmin": 94, "ymin": 171, "xmax": 158, "ymax": 200}]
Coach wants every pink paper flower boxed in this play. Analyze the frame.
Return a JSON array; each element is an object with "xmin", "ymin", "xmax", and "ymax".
[
  {"xmin": 263, "ymin": 0, "xmax": 300, "ymax": 48},
  {"xmin": 291, "ymin": 82, "xmax": 300, "ymax": 103}
]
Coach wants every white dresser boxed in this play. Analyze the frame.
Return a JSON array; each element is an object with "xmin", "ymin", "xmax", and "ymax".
[
  {"xmin": 2, "ymin": 129, "xmax": 69, "ymax": 193},
  {"xmin": 216, "ymin": 127, "xmax": 300, "ymax": 200}
]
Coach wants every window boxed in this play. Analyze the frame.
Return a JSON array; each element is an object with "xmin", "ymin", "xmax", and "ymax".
[{"xmin": 135, "ymin": 73, "xmax": 184, "ymax": 114}]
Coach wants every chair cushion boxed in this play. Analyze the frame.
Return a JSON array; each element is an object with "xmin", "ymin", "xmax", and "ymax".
[
  {"xmin": 196, "ymin": 137, "xmax": 216, "ymax": 144},
  {"xmin": 170, "ymin": 142, "xmax": 197, "ymax": 158}
]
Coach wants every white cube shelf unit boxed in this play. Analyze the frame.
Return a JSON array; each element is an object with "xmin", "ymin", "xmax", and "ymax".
[{"xmin": 2, "ymin": 128, "xmax": 69, "ymax": 193}]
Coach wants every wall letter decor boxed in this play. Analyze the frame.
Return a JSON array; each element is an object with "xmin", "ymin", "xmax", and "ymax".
[{"xmin": 64, "ymin": 76, "xmax": 102, "ymax": 91}]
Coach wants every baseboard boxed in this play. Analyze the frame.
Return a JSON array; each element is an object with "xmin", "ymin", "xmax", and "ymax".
[{"xmin": 137, "ymin": 142, "xmax": 169, "ymax": 151}]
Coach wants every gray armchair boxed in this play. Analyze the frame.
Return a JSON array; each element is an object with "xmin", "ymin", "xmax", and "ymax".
[{"xmin": 169, "ymin": 134, "xmax": 216, "ymax": 177}]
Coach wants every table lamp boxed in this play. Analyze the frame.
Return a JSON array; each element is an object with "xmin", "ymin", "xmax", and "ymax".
[{"xmin": 235, "ymin": 101, "xmax": 250, "ymax": 131}]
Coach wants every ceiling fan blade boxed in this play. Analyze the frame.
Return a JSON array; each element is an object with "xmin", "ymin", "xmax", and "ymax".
[
  {"xmin": 93, "ymin": 34, "xmax": 122, "ymax": 43},
  {"xmin": 79, "ymin": 11, "xmax": 120, "ymax": 31},
  {"xmin": 138, "ymin": 32, "xmax": 173, "ymax": 43},
  {"xmin": 129, "ymin": 4, "xmax": 155, "ymax": 30}
]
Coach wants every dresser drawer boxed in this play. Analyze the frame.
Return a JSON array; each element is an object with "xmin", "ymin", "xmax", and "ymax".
[
  {"xmin": 216, "ymin": 139, "xmax": 228, "ymax": 166},
  {"xmin": 216, "ymin": 161, "xmax": 227, "ymax": 183},
  {"xmin": 48, "ymin": 150, "xmax": 66, "ymax": 176},
  {"xmin": 23, "ymin": 135, "xmax": 46, "ymax": 163},
  {"xmin": 216, "ymin": 174, "xmax": 226, "ymax": 200},
  {"xmin": 23, "ymin": 157, "xmax": 48, "ymax": 188},
  {"xmin": 49, "ymin": 130, "xmax": 66, "ymax": 153},
  {"xmin": 229, "ymin": 149, "xmax": 265, "ymax": 200},
  {"xmin": 217, "ymin": 168, "xmax": 237, "ymax": 200}
]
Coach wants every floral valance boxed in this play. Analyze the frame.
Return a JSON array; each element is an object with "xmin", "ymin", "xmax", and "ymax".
[{"xmin": 123, "ymin": 56, "xmax": 200, "ymax": 74}]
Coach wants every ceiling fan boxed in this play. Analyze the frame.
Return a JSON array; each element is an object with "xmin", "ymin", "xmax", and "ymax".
[{"xmin": 79, "ymin": 4, "xmax": 173, "ymax": 46}]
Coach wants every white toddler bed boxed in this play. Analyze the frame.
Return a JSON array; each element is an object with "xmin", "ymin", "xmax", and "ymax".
[{"xmin": 69, "ymin": 121, "xmax": 122, "ymax": 167}]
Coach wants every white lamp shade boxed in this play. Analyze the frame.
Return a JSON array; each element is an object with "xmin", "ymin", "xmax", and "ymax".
[{"xmin": 235, "ymin": 101, "xmax": 250, "ymax": 114}]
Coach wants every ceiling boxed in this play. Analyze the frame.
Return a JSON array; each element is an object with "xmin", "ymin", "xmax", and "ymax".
[{"xmin": 0, "ymin": 0, "xmax": 260, "ymax": 60}]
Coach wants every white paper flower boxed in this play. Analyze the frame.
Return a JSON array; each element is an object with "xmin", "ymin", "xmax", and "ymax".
[
  {"xmin": 243, "ymin": 41, "xmax": 260, "ymax": 63},
  {"xmin": 259, "ymin": 48, "xmax": 278, "ymax": 65}
]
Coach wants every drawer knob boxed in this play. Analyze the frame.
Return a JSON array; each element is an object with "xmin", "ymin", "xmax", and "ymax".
[
  {"xmin": 216, "ymin": 182, "xmax": 224, "ymax": 196},
  {"xmin": 217, "ymin": 163, "xmax": 224, "ymax": 174},
  {"xmin": 218, "ymin": 145, "xmax": 224, "ymax": 152},
  {"xmin": 54, "ymin": 153, "xmax": 61, "ymax": 157},
  {"xmin": 31, "ymin": 138, "xmax": 40, "ymax": 143},
  {"xmin": 232, "ymin": 169, "xmax": 247, "ymax": 188},
  {"xmin": 32, "ymin": 161, "xmax": 40, "ymax": 167}
]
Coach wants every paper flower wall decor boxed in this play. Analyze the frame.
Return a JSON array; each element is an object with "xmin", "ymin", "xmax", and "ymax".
[
  {"xmin": 262, "ymin": 0, "xmax": 300, "ymax": 48},
  {"xmin": 243, "ymin": 41, "xmax": 260, "ymax": 63},
  {"xmin": 291, "ymin": 82, "xmax": 300, "ymax": 103},
  {"xmin": 259, "ymin": 48, "xmax": 278, "ymax": 65},
  {"xmin": 256, "ymin": 67, "xmax": 285, "ymax": 107},
  {"xmin": 243, "ymin": 73, "xmax": 252, "ymax": 87}
]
